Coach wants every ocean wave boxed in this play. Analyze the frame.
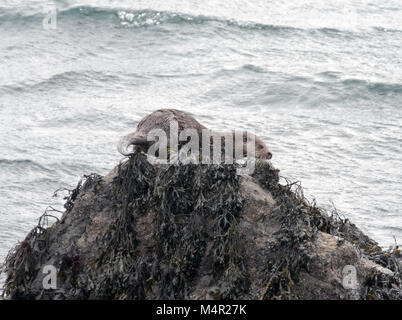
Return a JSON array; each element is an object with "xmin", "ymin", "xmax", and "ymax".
[
  {"xmin": 239, "ymin": 68, "xmax": 402, "ymax": 96},
  {"xmin": 0, "ymin": 70, "xmax": 126, "ymax": 94},
  {"xmin": 115, "ymin": 9, "xmax": 301, "ymax": 33},
  {"xmin": 0, "ymin": 158, "xmax": 96, "ymax": 177},
  {"xmin": 340, "ymin": 79, "xmax": 402, "ymax": 95},
  {"xmin": 0, "ymin": 5, "xmax": 298, "ymax": 32},
  {"xmin": 301, "ymin": 73, "xmax": 402, "ymax": 96},
  {"xmin": 2, "ymin": 5, "xmax": 397, "ymax": 35},
  {"xmin": 0, "ymin": 159, "xmax": 52, "ymax": 172},
  {"xmin": 2, "ymin": 65, "xmax": 402, "ymax": 97},
  {"xmin": 372, "ymin": 26, "xmax": 402, "ymax": 34}
]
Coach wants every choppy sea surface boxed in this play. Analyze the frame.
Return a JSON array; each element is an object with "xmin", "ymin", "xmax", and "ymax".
[{"xmin": 1, "ymin": 0, "xmax": 402, "ymax": 284}]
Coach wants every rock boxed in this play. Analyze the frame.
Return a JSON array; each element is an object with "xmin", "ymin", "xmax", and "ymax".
[{"xmin": 1, "ymin": 153, "xmax": 401, "ymax": 299}]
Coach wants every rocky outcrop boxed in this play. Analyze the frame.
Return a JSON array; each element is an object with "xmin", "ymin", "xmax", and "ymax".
[{"xmin": 1, "ymin": 153, "xmax": 401, "ymax": 299}]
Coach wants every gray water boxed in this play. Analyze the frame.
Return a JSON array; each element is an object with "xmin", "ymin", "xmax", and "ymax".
[{"xmin": 1, "ymin": 0, "xmax": 402, "ymax": 284}]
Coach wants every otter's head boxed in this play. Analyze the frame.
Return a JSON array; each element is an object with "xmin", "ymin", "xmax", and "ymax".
[
  {"xmin": 243, "ymin": 132, "xmax": 272, "ymax": 160},
  {"xmin": 117, "ymin": 132, "xmax": 149, "ymax": 156}
]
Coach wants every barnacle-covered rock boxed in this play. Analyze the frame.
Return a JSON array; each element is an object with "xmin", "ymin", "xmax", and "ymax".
[{"xmin": 1, "ymin": 153, "xmax": 401, "ymax": 299}]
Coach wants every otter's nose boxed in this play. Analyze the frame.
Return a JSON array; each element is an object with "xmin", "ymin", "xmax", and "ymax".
[{"xmin": 266, "ymin": 152, "xmax": 272, "ymax": 160}]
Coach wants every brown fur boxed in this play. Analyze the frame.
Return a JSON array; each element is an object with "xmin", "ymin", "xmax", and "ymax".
[{"xmin": 117, "ymin": 109, "xmax": 272, "ymax": 160}]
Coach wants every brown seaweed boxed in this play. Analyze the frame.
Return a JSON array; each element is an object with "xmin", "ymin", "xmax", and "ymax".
[{"xmin": 1, "ymin": 154, "xmax": 401, "ymax": 300}]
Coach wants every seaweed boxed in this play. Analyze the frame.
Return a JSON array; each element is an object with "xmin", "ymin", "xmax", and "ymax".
[
  {"xmin": 52, "ymin": 152, "xmax": 248, "ymax": 299},
  {"xmin": 1, "ymin": 154, "xmax": 401, "ymax": 300},
  {"xmin": 1, "ymin": 206, "xmax": 60, "ymax": 299},
  {"xmin": 149, "ymin": 162, "xmax": 247, "ymax": 299},
  {"xmin": 252, "ymin": 160, "xmax": 401, "ymax": 300},
  {"xmin": 89, "ymin": 152, "xmax": 155, "ymax": 299},
  {"xmin": 92, "ymin": 154, "xmax": 248, "ymax": 299}
]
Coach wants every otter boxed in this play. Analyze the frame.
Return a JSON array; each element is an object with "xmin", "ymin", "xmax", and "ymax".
[{"xmin": 117, "ymin": 109, "xmax": 272, "ymax": 160}]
